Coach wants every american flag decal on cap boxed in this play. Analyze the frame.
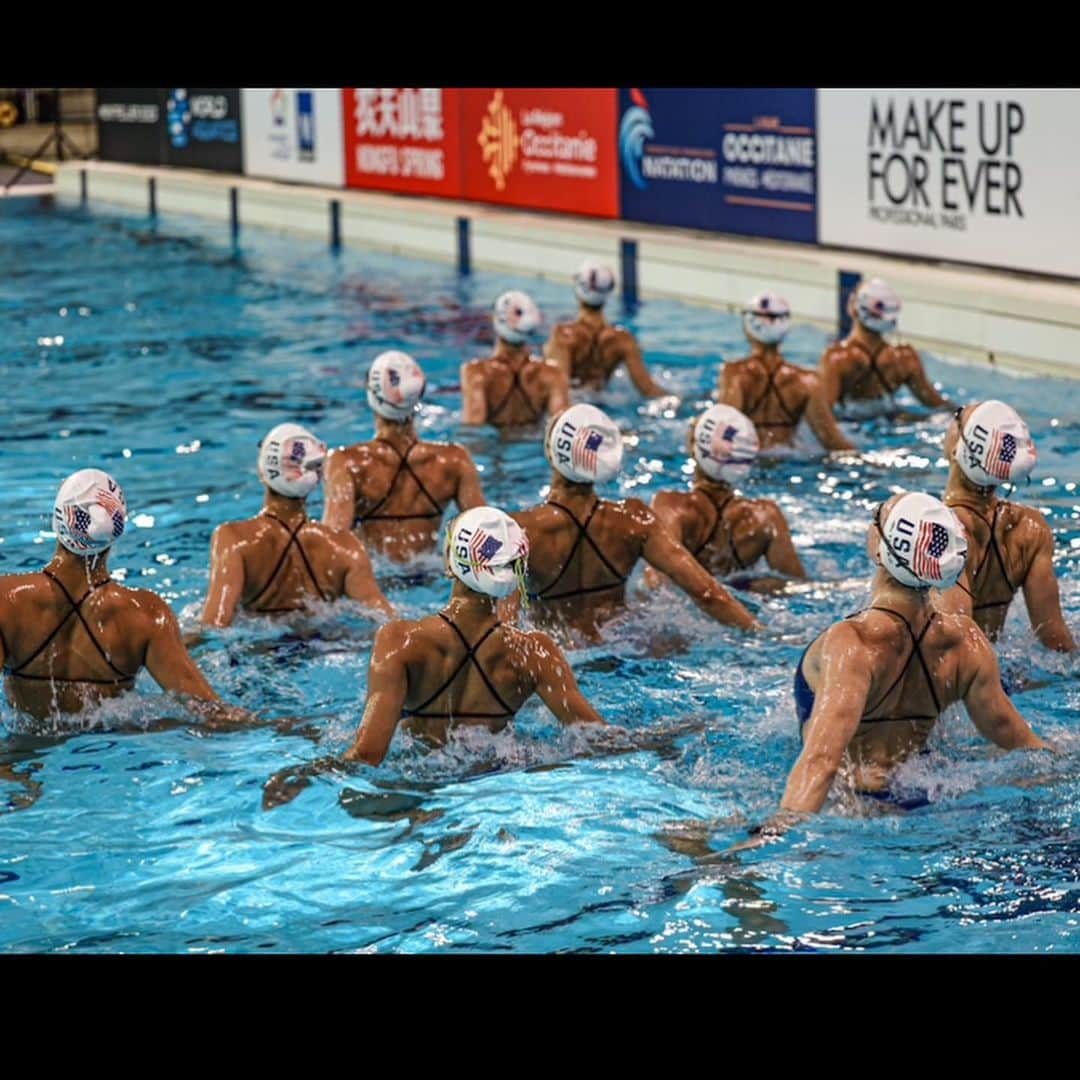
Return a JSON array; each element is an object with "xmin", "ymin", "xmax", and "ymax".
[
  {"xmin": 572, "ymin": 428, "xmax": 603, "ymax": 474},
  {"xmin": 96, "ymin": 487, "xmax": 124, "ymax": 515},
  {"xmin": 469, "ymin": 529, "xmax": 503, "ymax": 568},
  {"xmin": 65, "ymin": 505, "xmax": 93, "ymax": 546},
  {"xmin": 913, "ymin": 520, "xmax": 949, "ymax": 582},
  {"xmin": 985, "ymin": 430, "xmax": 1017, "ymax": 481}
]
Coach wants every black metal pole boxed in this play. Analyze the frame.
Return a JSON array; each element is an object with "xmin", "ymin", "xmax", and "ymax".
[{"xmin": 54, "ymin": 87, "xmax": 64, "ymax": 164}]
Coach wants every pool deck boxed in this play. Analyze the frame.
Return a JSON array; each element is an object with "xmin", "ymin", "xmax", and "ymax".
[{"xmin": 53, "ymin": 160, "xmax": 1080, "ymax": 382}]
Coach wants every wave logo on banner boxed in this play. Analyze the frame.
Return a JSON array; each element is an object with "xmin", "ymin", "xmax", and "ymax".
[
  {"xmin": 619, "ymin": 88, "xmax": 654, "ymax": 190},
  {"xmin": 166, "ymin": 89, "xmax": 192, "ymax": 149},
  {"xmin": 478, "ymin": 90, "xmax": 520, "ymax": 191}
]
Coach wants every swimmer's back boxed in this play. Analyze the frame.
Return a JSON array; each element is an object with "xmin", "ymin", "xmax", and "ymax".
[
  {"xmin": 550, "ymin": 319, "xmax": 635, "ymax": 388},
  {"xmin": 376, "ymin": 614, "xmax": 536, "ymax": 738},
  {"xmin": 0, "ymin": 572, "xmax": 166, "ymax": 712},
  {"xmin": 463, "ymin": 354, "xmax": 563, "ymax": 428}
]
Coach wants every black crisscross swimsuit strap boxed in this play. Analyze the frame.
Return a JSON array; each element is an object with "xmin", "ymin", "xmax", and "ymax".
[
  {"xmin": 952, "ymin": 501, "xmax": 1017, "ymax": 611},
  {"xmin": 744, "ymin": 359, "xmax": 801, "ymax": 428},
  {"xmin": 490, "ymin": 361, "xmax": 542, "ymax": 424},
  {"xmin": 691, "ymin": 493, "xmax": 748, "ymax": 570},
  {"xmin": 847, "ymin": 338, "xmax": 896, "ymax": 398},
  {"xmin": 356, "ymin": 439, "xmax": 444, "ymax": 524},
  {"xmin": 847, "ymin": 606, "xmax": 941, "ymax": 723},
  {"xmin": 530, "ymin": 499, "xmax": 628, "ymax": 602},
  {"xmin": 403, "ymin": 613, "xmax": 516, "ymax": 720},
  {"xmin": 247, "ymin": 514, "xmax": 331, "ymax": 612},
  {"xmin": 8, "ymin": 569, "xmax": 136, "ymax": 685}
]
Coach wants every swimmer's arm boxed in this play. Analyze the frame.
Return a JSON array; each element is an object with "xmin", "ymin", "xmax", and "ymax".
[
  {"xmin": 902, "ymin": 348, "xmax": 951, "ymax": 409},
  {"xmin": 144, "ymin": 594, "xmax": 257, "ymax": 727},
  {"xmin": 1022, "ymin": 520, "xmax": 1076, "ymax": 652},
  {"xmin": 200, "ymin": 525, "xmax": 244, "ymax": 628},
  {"xmin": 622, "ymin": 338, "xmax": 668, "ymax": 398},
  {"xmin": 642, "ymin": 524, "xmax": 760, "ymax": 631},
  {"xmin": 780, "ymin": 625, "xmax": 872, "ymax": 816},
  {"xmin": 818, "ymin": 347, "xmax": 845, "ymax": 408},
  {"xmin": 803, "ymin": 376, "xmax": 856, "ymax": 452},
  {"xmin": 546, "ymin": 363, "xmax": 571, "ymax": 416},
  {"xmin": 525, "ymin": 631, "xmax": 605, "ymax": 727},
  {"xmin": 642, "ymin": 494, "xmax": 692, "ymax": 591},
  {"xmin": 962, "ymin": 629, "xmax": 1049, "ymax": 749},
  {"xmin": 763, "ymin": 503, "xmax": 807, "ymax": 579},
  {"xmin": 343, "ymin": 625, "xmax": 408, "ymax": 766},
  {"xmin": 322, "ymin": 452, "xmax": 358, "ymax": 533},
  {"xmin": 460, "ymin": 362, "xmax": 487, "ymax": 425},
  {"xmin": 543, "ymin": 327, "xmax": 573, "ymax": 379},
  {"xmin": 717, "ymin": 362, "xmax": 744, "ymax": 409},
  {"xmin": 453, "ymin": 447, "xmax": 486, "ymax": 512},
  {"xmin": 344, "ymin": 537, "xmax": 395, "ymax": 617}
]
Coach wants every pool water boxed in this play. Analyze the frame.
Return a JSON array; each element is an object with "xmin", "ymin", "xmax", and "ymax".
[{"xmin": 1, "ymin": 196, "xmax": 1078, "ymax": 954}]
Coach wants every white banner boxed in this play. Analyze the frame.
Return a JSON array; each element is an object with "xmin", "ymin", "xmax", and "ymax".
[
  {"xmin": 241, "ymin": 89, "xmax": 344, "ymax": 186},
  {"xmin": 818, "ymin": 89, "xmax": 1080, "ymax": 278}
]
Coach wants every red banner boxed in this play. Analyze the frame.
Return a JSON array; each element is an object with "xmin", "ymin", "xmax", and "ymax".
[
  {"xmin": 460, "ymin": 88, "xmax": 618, "ymax": 217},
  {"xmin": 343, "ymin": 88, "xmax": 463, "ymax": 197}
]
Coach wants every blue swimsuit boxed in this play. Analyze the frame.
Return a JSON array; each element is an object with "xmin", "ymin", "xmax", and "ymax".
[{"xmin": 794, "ymin": 606, "xmax": 943, "ymax": 811}]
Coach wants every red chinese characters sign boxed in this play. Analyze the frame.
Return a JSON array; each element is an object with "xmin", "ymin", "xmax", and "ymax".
[
  {"xmin": 460, "ymin": 88, "xmax": 618, "ymax": 217},
  {"xmin": 343, "ymin": 88, "xmax": 463, "ymax": 197}
]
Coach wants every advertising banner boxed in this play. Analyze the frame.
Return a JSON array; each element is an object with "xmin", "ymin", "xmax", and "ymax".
[
  {"xmin": 241, "ymin": 89, "xmax": 344, "ymax": 186},
  {"xmin": 162, "ymin": 88, "xmax": 243, "ymax": 173},
  {"xmin": 343, "ymin": 88, "xmax": 463, "ymax": 197},
  {"xmin": 96, "ymin": 88, "xmax": 165, "ymax": 165},
  {"xmin": 460, "ymin": 88, "xmax": 618, "ymax": 217},
  {"xmin": 617, "ymin": 87, "xmax": 818, "ymax": 242},
  {"xmin": 817, "ymin": 89, "xmax": 1080, "ymax": 278}
]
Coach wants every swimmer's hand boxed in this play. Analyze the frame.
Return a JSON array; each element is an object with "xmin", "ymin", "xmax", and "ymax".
[
  {"xmin": 723, "ymin": 810, "xmax": 807, "ymax": 854},
  {"xmin": 262, "ymin": 755, "xmax": 350, "ymax": 811}
]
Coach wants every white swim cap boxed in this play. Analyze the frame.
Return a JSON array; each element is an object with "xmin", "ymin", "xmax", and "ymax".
[
  {"xmin": 53, "ymin": 469, "xmax": 127, "ymax": 556},
  {"xmin": 367, "ymin": 350, "xmax": 426, "ymax": 421},
  {"xmin": 545, "ymin": 404, "xmax": 624, "ymax": 485},
  {"xmin": 876, "ymin": 492, "xmax": 967, "ymax": 590},
  {"xmin": 258, "ymin": 423, "xmax": 327, "ymax": 499},
  {"xmin": 692, "ymin": 404, "xmax": 760, "ymax": 484},
  {"xmin": 742, "ymin": 291, "xmax": 791, "ymax": 346},
  {"xmin": 574, "ymin": 258, "xmax": 616, "ymax": 307},
  {"xmin": 446, "ymin": 506, "xmax": 530, "ymax": 599},
  {"xmin": 953, "ymin": 400, "xmax": 1037, "ymax": 489},
  {"xmin": 855, "ymin": 278, "xmax": 901, "ymax": 335},
  {"xmin": 493, "ymin": 290, "xmax": 541, "ymax": 345}
]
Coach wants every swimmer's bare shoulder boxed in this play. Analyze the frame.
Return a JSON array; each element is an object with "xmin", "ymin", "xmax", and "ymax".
[{"xmin": 608, "ymin": 495, "xmax": 658, "ymax": 540}]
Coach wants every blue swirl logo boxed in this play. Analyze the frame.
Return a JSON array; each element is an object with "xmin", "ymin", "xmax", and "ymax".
[{"xmin": 619, "ymin": 100, "xmax": 654, "ymax": 191}]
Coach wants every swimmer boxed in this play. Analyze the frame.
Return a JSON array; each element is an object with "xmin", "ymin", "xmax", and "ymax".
[
  {"xmin": 819, "ymin": 277, "xmax": 951, "ymax": 418},
  {"xmin": 461, "ymin": 291, "xmax": 570, "ymax": 431},
  {"xmin": 510, "ymin": 404, "xmax": 759, "ymax": 641},
  {"xmin": 1, "ymin": 469, "xmax": 257, "ymax": 725},
  {"xmin": 644, "ymin": 404, "xmax": 806, "ymax": 594},
  {"xmin": 718, "ymin": 291, "xmax": 854, "ymax": 452},
  {"xmin": 543, "ymin": 258, "xmax": 670, "ymax": 398},
  {"xmin": 201, "ymin": 423, "xmax": 393, "ymax": 627},
  {"xmin": 938, "ymin": 401, "xmax": 1075, "ymax": 651},
  {"xmin": 737, "ymin": 492, "xmax": 1049, "ymax": 846},
  {"xmin": 306, "ymin": 508, "xmax": 606, "ymax": 774},
  {"xmin": 322, "ymin": 352, "xmax": 486, "ymax": 562}
]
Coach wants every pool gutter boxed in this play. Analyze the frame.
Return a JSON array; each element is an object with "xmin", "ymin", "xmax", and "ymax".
[{"xmin": 53, "ymin": 161, "xmax": 1080, "ymax": 383}]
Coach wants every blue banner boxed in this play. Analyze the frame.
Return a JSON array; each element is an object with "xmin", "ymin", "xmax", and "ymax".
[{"xmin": 618, "ymin": 88, "xmax": 818, "ymax": 243}]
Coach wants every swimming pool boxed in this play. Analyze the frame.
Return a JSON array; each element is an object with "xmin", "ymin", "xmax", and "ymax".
[{"xmin": 1, "ymin": 196, "xmax": 1078, "ymax": 953}]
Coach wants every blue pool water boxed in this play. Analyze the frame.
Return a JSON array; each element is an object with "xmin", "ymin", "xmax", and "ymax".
[{"xmin": 1, "ymin": 196, "xmax": 1078, "ymax": 953}]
